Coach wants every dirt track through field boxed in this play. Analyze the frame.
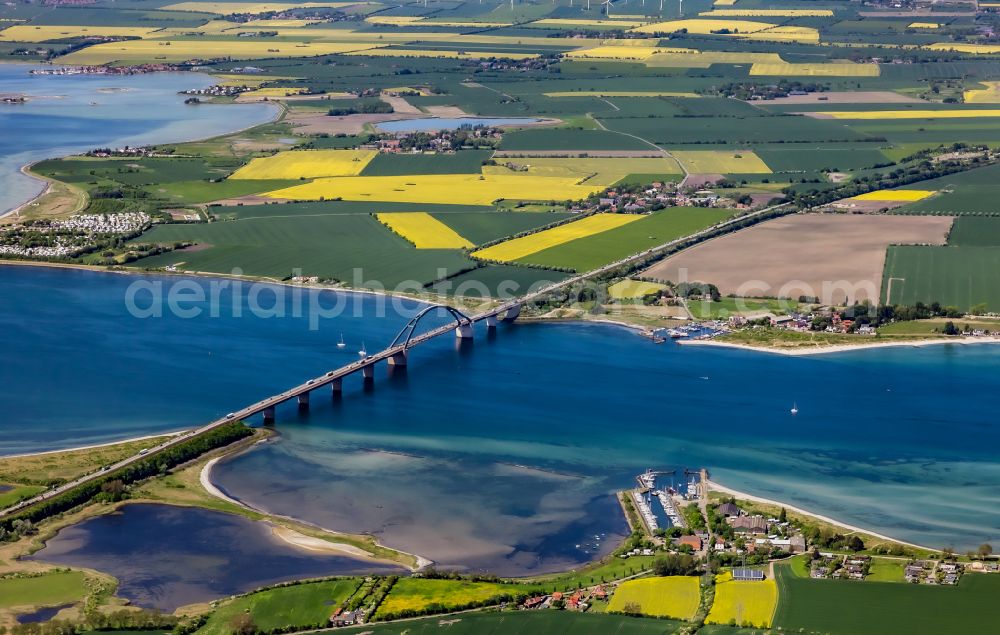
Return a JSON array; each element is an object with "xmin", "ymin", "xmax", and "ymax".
[{"xmin": 643, "ymin": 214, "xmax": 953, "ymax": 304}]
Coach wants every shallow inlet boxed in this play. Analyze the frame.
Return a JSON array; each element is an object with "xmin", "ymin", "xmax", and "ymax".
[
  {"xmin": 29, "ymin": 504, "xmax": 404, "ymax": 611},
  {"xmin": 0, "ymin": 63, "xmax": 278, "ymax": 214}
]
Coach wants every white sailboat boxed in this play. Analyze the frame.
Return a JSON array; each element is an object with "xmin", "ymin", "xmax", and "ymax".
[
  {"xmin": 790, "ymin": 402, "xmax": 799, "ymax": 415},
  {"xmin": 358, "ymin": 341, "xmax": 368, "ymax": 358},
  {"xmin": 337, "ymin": 334, "xmax": 346, "ymax": 349}
]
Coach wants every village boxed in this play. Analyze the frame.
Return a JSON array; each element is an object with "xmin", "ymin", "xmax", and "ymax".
[{"xmin": 0, "ymin": 212, "xmax": 150, "ymax": 258}]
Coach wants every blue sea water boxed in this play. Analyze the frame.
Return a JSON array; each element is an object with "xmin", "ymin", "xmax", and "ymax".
[
  {"xmin": 2, "ymin": 267, "xmax": 998, "ymax": 576},
  {"xmin": 0, "ymin": 63, "xmax": 277, "ymax": 213}
]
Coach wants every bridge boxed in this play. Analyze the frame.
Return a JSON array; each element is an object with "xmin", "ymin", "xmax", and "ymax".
[{"xmin": 0, "ymin": 202, "xmax": 789, "ymax": 519}]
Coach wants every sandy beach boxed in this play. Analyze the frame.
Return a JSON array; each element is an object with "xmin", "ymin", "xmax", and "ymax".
[
  {"xmin": 0, "ymin": 430, "xmax": 186, "ymax": 460},
  {"xmin": 199, "ymin": 453, "xmax": 433, "ymax": 570},
  {"xmin": 679, "ymin": 335, "xmax": 1000, "ymax": 356},
  {"xmin": 706, "ymin": 478, "xmax": 939, "ymax": 552}
]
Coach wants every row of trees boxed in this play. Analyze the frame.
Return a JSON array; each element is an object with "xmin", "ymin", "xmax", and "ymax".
[{"xmin": 0, "ymin": 422, "xmax": 252, "ymax": 540}]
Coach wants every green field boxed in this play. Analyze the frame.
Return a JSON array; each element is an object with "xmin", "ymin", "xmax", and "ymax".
[
  {"xmin": 946, "ymin": 216, "xmax": 1000, "ymax": 246},
  {"xmin": 686, "ymin": 297, "xmax": 798, "ymax": 320},
  {"xmin": 607, "ymin": 576, "xmax": 700, "ymax": 620},
  {"xmin": 882, "ymin": 245, "xmax": 1000, "ymax": 311},
  {"xmin": 0, "ymin": 483, "xmax": 46, "ymax": 508},
  {"xmin": 135, "ymin": 214, "xmax": 476, "ymax": 286},
  {"xmin": 500, "ymin": 129, "xmax": 654, "ymax": 151},
  {"xmin": 0, "ymin": 571, "xmax": 89, "ymax": 609},
  {"xmin": 341, "ymin": 610, "xmax": 683, "ymax": 634},
  {"xmin": 866, "ymin": 558, "xmax": 907, "ymax": 583},
  {"xmin": 518, "ymin": 208, "xmax": 734, "ymax": 272},
  {"xmin": 198, "ymin": 579, "xmax": 360, "ymax": 635},
  {"xmin": 361, "ymin": 151, "xmax": 493, "ymax": 176},
  {"xmin": 774, "ymin": 565, "xmax": 1000, "ymax": 635},
  {"xmin": 432, "ymin": 211, "xmax": 573, "ymax": 245}
]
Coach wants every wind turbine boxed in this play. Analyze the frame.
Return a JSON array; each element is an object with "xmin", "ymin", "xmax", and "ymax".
[{"xmin": 602, "ymin": 0, "xmax": 613, "ymax": 18}]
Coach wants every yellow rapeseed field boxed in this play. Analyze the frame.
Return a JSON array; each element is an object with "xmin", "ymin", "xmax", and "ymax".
[
  {"xmin": 160, "ymin": 2, "xmax": 359, "ymax": 14},
  {"xmin": 926, "ymin": 43, "xmax": 1000, "ymax": 54},
  {"xmin": 714, "ymin": 0, "xmax": 738, "ymax": 5},
  {"xmin": 230, "ymin": 150, "xmax": 376, "ymax": 180},
  {"xmin": 672, "ymin": 150, "xmax": 771, "ymax": 174},
  {"xmin": 750, "ymin": 62, "xmax": 880, "ymax": 76},
  {"xmin": 238, "ymin": 86, "xmax": 309, "ymax": 98},
  {"xmin": 565, "ymin": 46, "xmax": 677, "ymax": 60},
  {"xmin": 365, "ymin": 16, "xmax": 424, "ymax": 25},
  {"xmin": 0, "ymin": 25, "xmax": 161, "ymax": 42},
  {"xmin": 817, "ymin": 109, "xmax": 1000, "ymax": 119},
  {"xmin": 263, "ymin": 174, "xmax": 603, "ymax": 206},
  {"xmin": 630, "ymin": 19, "xmax": 820, "ymax": 41},
  {"xmin": 632, "ymin": 18, "xmax": 777, "ymax": 34},
  {"xmin": 909, "ymin": 22, "xmax": 940, "ymax": 29},
  {"xmin": 963, "ymin": 81, "xmax": 1000, "ymax": 103},
  {"xmin": 608, "ymin": 279, "xmax": 668, "ymax": 300},
  {"xmin": 212, "ymin": 74, "xmax": 300, "ymax": 87},
  {"xmin": 607, "ymin": 577, "xmax": 701, "ymax": 619},
  {"xmin": 376, "ymin": 213, "xmax": 473, "ymax": 249},
  {"xmin": 58, "ymin": 39, "xmax": 382, "ymax": 64},
  {"xmin": 701, "ymin": 9, "xmax": 833, "ymax": 17},
  {"xmin": 706, "ymin": 571, "xmax": 777, "ymax": 628},
  {"xmin": 853, "ymin": 190, "xmax": 935, "ymax": 202},
  {"xmin": 472, "ymin": 214, "xmax": 642, "ymax": 262}
]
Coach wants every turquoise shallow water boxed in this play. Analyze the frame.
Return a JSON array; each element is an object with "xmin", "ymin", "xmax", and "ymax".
[
  {"xmin": 2, "ymin": 266, "xmax": 998, "ymax": 575},
  {"xmin": 0, "ymin": 63, "xmax": 276, "ymax": 213}
]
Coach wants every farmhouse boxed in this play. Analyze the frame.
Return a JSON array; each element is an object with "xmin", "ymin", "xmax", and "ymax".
[
  {"xmin": 678, "ymin": 535, "xmax": 703, "ymax": 551},
  {"xmin": 717, "ymin": 502, "xmax": 742, "ymax": 517},
  {"xmin": 729, "ymin": 515, "xmax": 770, "ymax": 533}
]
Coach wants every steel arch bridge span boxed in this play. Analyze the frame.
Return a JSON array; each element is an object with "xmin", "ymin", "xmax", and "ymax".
[{"xmin": 389, "ymin": 304, "xmax": 473, "ymax": 351}]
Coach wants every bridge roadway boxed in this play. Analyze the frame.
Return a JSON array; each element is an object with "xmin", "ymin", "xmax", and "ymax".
[{"xmin": 0, "ymin": 201, "xmax": 789, "ymax": 520}]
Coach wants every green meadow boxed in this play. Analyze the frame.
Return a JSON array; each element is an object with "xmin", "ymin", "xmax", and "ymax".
[{"xmin": 773, "ymin": 566, "xmax": 1000, "ymax": 635}]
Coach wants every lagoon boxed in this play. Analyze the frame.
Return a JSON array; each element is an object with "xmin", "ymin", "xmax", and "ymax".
[
  {"xmin": 2, "ymin": 266, "xmax": 998, "ymax": 575},
  {"xmin": 29, "ymin": 504, "xmax": 403, "ymax": 611},
  {"xmin": 0, "ymin": 64, "xmax": 277, "ymax": 214}
]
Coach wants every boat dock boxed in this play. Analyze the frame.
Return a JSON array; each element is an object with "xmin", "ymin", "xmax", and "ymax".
[
  {"xmin": 630, "ymin": 490, "xmax": 659, "ymax": 533},
  {"xmin": 654, "ymin": 490, "xmax": 686, "ymax": 528}
]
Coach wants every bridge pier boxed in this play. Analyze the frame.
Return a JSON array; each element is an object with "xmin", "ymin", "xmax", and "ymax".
[
  {"xmin": 330, "ymin": 377, "xmax": 342, "ymax": 396},
  {"xmin": 297, "ymin": 392, "xmax": 309, "ymax": 410},
  {"xmin": 388, "ymin": 351, "xmax": 407, "ymax": 367},
  {"xmin": 455, "ymin": 322, "xmax": 474, "ymax": 339},
  {"xmin": 263, "ymin": 406, "xmax": 276, "ymax": 425},
  {"xmin": 485, "ymin": 314, "xmax": 498, "ymax": 329},
  {"xmin": 362, "ymin": 364, "xmax": 375, "ymax": 381},
  {"xmin": 503, "ymin": 304, "xmax": 521, "ymax": 322}
]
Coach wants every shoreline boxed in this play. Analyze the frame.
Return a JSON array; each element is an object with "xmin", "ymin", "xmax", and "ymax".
[
  {"xmin": 678, "ymin": 335, "xmax": 1000, "ymax": 356},
  {"xmin": 0, "ymin": 430, "xmax": 187, "ymax": 460},
  {"xmin": 0, "ymin": 66, "xmax": 282, "ymax": 218},
  {"xmin": 199, "ymin": 450, "xmax": 434, "ymax": 571},
  {"xmin": 706, "ymin": 478, "xmax": 940, "ymax": 553}
]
